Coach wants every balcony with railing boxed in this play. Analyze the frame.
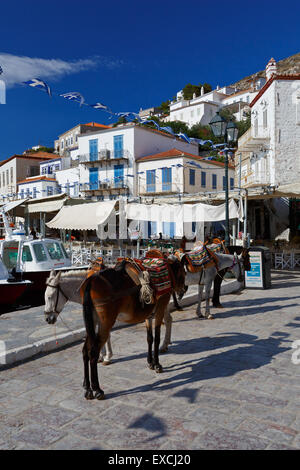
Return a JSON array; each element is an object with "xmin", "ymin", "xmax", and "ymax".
[
  {"xmin": 76, "ymin": 149, "xmax": 130, "ymax": 165},
  {"xmin": 242, "ymin": 170, "xmax": 271, "ymax": 187},
  {"xmin": 80, "ymin": 177, "xmax": 130, "ymax": 193}
]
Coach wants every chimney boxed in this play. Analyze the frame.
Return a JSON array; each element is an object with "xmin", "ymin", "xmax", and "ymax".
[
  {"xmin": 266, "ymin": 58, "xmax": 277, "ymax": 81},
  {"xmin": 201, "ymin": 86, "xmax": 204, "ymax": 96}
]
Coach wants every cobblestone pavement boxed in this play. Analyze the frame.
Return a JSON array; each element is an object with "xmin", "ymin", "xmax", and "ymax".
[{"xmin": 1, "ymin": 270, "xmax": 300, "ymax": 450}]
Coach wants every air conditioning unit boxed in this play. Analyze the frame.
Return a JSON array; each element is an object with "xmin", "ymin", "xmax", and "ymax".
[{"xmin": 100, "ymin": 150, "xmax": 110, "ymax": 159}]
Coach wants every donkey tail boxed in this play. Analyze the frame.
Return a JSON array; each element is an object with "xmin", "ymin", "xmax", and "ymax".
[{"xmin": 82, "ymin": 276, "xmax": 96, "ymax": 341}]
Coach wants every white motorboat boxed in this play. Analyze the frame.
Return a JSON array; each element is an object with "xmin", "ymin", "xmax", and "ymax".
[
  {"xmin": 0, "ymin": 256, "xmax": 31, "ymax": 312},
  {"xmin": 0, "ymin": 207, "xmax": 86, "ymax": 304}
]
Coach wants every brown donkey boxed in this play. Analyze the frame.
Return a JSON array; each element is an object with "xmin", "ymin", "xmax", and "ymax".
[{"xmin": 79, "ymin": 256, "xmax": 186, "ymax": 400}]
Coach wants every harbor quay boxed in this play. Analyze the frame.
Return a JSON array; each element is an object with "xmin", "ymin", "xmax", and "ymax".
[{"xmin": 0, "ymin": 270, "xmax": 300, "ymax": 450}]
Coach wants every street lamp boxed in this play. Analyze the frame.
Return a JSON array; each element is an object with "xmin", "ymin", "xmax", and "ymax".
[{"xmin": 209, "ymin": 112, "xmax": 238, "ymax": 247}]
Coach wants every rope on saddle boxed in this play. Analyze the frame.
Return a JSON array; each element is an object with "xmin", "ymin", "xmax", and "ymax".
[{"xmin": 139, "ymin": 270, "xmax": 155, "ymax": 306}]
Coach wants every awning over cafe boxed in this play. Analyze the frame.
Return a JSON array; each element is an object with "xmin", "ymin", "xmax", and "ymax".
[{"xmin": 46, "ymin": 200, "xmax": 117, "ymax": 230}]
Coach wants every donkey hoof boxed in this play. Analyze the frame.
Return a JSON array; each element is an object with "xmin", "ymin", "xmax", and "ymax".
[
  {"xmin": 208, "ymin": 315, "xmax": 214, "ymax": 320},
  {"xmin": 155, "ymin": 364, "xmax": 163, "ymax": 373},
  {"xmin": 102, "ymin": 360, "xmax": 112, "ymax": 366},
  {"xmin": 95, "ymin": 389, "xmax": 105, "ymax": 400},
  {"xmin": 148, "ymin": 362, "xmax": 154, "ymax": 370},
  {"xmin": 160, "ymin": 346, "xmax": 168, "ymax": 353},
  {"xmin": 84, "ymin": 389, "xmax": 94, "ymax": 400}
]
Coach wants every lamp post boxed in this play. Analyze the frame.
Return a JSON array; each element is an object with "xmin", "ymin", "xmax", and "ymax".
[{"xmin": 209, "ymin": 112, "xmax": 238, "ymax": 247}]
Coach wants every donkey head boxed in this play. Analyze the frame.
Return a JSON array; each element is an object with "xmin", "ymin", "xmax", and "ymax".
[
  {"xmin": 44, "ymin": 270, "xmax": 67, "ymax": 325},
  {"xmin": 167, "ymin": 254, "xmax": 186, "ymax": 297}
]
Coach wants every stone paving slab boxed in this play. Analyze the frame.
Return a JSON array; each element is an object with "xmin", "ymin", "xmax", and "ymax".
[{"xmin": 0, "ymin": 271, "xmax": 300, "ymax": 449}]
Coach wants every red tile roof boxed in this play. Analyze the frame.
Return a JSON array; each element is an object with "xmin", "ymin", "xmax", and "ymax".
[
  {"xmin": 17, "ymin": 176, "xmax": 57, "ymax": 185},
  {"xmin": 0, "ymin": 153, "xmax": 58, "ymax": 167},
  {"xmin": 85, "ymin": 122, "xmax": 111, "ymax": 129},
  {"xmin": 250, "ymin": 74, "xmax": 300, "ymax": 107},
  {"xmin": 137, "ymin": 148, "xmax": 234, "ymax": 168}
]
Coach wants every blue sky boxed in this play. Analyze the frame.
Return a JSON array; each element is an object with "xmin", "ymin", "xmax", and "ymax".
[{"xmin": 0, "ymin": 0, "xmax": 299, "ymax": 159}]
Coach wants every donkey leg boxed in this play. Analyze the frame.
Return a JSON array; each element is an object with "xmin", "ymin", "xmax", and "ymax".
[
  {"xmin": 82, "ymin": 338, "xmax": 94, "ymax": 400},
  {"xmin": 102, "ymin": 333, "xmax": 113, "ymax": 365},
  {"xmin": 172, "ymin": 292, "xmax": 183, "ymax": 311},
  {"xmin": 205, "ymin": 280, "xmax": 214, "ymax": 319},
  {"xmin": 196, "ymin": 283, "xmax": 205, "ymax": 318},
  {"xmin": 154, "ymin": 324, "xmax": 163, "ymax": 373},
  {"xmin": 160, "ymin": 308, "xmax": 172, "ymax": 353},
  {"xmin": 90, "ymin": 331, "xmax": 108, "ymax": 400},
  {"xmin": 145, "ymin": 318, "xmax": 154, "ymax": 369}
]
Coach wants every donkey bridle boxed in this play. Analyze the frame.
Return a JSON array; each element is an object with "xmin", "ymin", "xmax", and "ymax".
[{"xmin": 45, "ymin": 282, "xmax": 69, "ymax": 314}]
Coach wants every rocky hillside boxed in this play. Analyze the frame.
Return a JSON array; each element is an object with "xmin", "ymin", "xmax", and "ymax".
[{"xmin": 231, "ymin": 52, "xmax": 300, "ymax": 90}]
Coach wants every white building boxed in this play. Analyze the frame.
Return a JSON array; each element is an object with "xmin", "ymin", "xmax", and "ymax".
[
  {"xmin": 166, "ymin": 84, "xmax": 261, "ymax": 128},
  {"xmin": 54, "ymin": 122, "xmax": 111, "ymax": 157},
  {"xmin": 238, "ymin": 58, "xmax": 300, "ymax": 188},
  {"xmin": 0, "ymin": 152, "xmax": 57, "ymax": 201},
  {"xmin": 72, "ymin": 123, "xmax": 199, "ymax": 200},
  {"xmin": 137, "ymin": 148, "xmax": 235, "ymax": 196},
  {"xmin": 237, "ymin": 58, "xmax": 300, "ymax": 240},
  {"xmin": 17, "ymin": 175, "xmax": 59, "ymax": 199}
]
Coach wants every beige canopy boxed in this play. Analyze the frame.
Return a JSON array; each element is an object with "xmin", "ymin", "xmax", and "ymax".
[{"xmin": 46, "ymin": 200, "xmax": 117, "ymax": 230}]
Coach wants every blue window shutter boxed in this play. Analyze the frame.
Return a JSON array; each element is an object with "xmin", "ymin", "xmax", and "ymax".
[
  {"xmin": 89, "ymin": 139, "xmax": 98, "ymax": 161},
  {"xmin": 146, "ymin": 170, "xmax": 156, "ymax": 192},
  {"xmin": 212, "ymin": 174, "xmax": 217, "ymax": 189},
  {"xmin": 189, "ymin": 169, "xmax": 195, "ymax": 185},
  {"xmin": 223, "ymin": 176, "xmax": 226, "ymax": 190},
  {"xmin": 201, "ymin": 171, "xmax": 206, "ymax": 187},
  {"xmin": 230, "ymin": 178, "xmax": 234, "ymax": 190},
  {"xmin": 114, "ymin": 135, "xmax": 124, "ymax": 158},
  {"xmin": 162, "ymin": 167, "xmax": 172, "ymax": 191}
]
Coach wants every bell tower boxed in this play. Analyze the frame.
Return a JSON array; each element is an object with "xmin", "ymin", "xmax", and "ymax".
[{"xmin": 266, "ymin": 58, "xmax": 277, "ymax": 81}]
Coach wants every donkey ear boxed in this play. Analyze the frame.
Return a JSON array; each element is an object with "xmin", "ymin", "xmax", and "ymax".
[
  {"xmin": 50, "ymin": 269, "xmax": 56, "ymax": 278},
  {"xmin": 55, "ymin": 271, "xmax": 62, "ymax": 281}
]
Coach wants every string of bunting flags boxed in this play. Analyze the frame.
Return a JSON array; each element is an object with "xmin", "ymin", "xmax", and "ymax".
[{"xmin": 19, "ymin": 75, "xmax": 225, "ymax": 150}]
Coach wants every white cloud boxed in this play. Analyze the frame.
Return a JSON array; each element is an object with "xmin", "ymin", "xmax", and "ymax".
[{"xmin": 0, "ymin": 53, "xmax": 120, "ymax": 87}]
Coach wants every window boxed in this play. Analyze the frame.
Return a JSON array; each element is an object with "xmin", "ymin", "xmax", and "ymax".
[
  {"xmin": 162, "ymin": 222, "xmax": 175, "ymax": 239},
  {"xmin": 296, "ymin": 95, "xmax": 300, "ymax": 125},
  {"xmin": 47, "ymin": 186, "xmax": 53, "ymax": 196},
  {"xmin": 20, "ymin": 189, "xmax": 24, "ymax": 199},
  {"xmin": 201, "ymin": 171, "xmax": 206, "ymax": 187},
  {"xmin": 33, "ymin": 243, "xmax": 48, "ymax": 262},
  {"xmin": 10, "ymin": 167, "xmax": 13, "ymax": 183},
  {"xmin": 189, "ymin": 169, "xmax": 195, "ymax": 186},
  {"xmin": 254, "ymin": 118, "xmax": 258, "ymax": 136},
  {"xmin": 33, "ymin": 187, "xmax": 37, "ymax": 198},
  {"xmin": 114, "ymin": 135, "xmax": 124, "ymax": 158},
  {"xmin": 263, "ymin": 110, "xmax": 268, "ymax": 128},
  {"xmin": 89, "ymin": 139, "xmax": 98, "ymax": 161},
  {"xmin": 230, "ymin": 178, "xmax": 234, "ymax": 190},
  {"xmin": 45, "ymin": 241, "xmax": 64, "ymax": 261},
  {"xmin": 22, "ymin": 245, "xmax": 33, "ymax": 262},
  {"xmin": 147, "ymin": 221, "xmax": 157, "ymax": 238},
  {"xmin": 212, "ymin": 174, "xmax": 217, "ymax": 189},
  {"xmin": 146, "ymin": 169, "xmax": 156, "ymax": 192},
  {"xmin": 162, "ymin": 167, "xmax": 172, "ymax": 191},
  {"xmin": 61, "ymin": 140, "xmax": 64, "ymax": 149},
  {"xmin": 2, "ymin": 173, "xmax": 4, "ymax": 186},
  {"xmin": 3, "ymin": 241, "xmax": 19, "ymax": 269},
  {"xmin": 41, "ymin": 166, "xmax": 47, "ymax": 175},
  {"xmin": 6, "ymin": 170, "xmax": 9, "ymax": 185},
  {"xmin": 223, "ymin": 176, "xmax": 226, "ymax": 190}
]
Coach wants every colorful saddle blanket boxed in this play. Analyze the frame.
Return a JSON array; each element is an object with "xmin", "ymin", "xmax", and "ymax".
[
  {"xmin": 141, "ymin": 258, "xmax": 172, "ymax": 298},
  {"xmin": 184, "ymin": 243, "xmax": 221, "ymax": 272},
  {"xmin": 116, "ymin": 256, "xmax": 172, "ymax": 299}
]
